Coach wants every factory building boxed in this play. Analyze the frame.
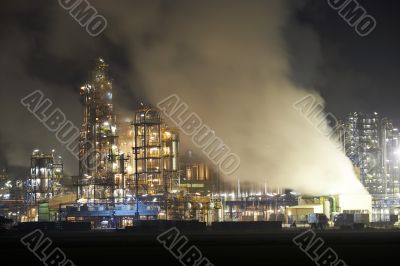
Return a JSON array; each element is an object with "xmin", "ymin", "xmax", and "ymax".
[
  {"xmin": 132, "ymin": 107, "xmax": 164, "ymax": 196},
  {"xmin": 0, "ymin": 167, "xmax": 26, "ymax": 221},
  {"xmin": 65, "ymin": 104, "xmax": 183, "ymax": 226},
  {"xmin": 130, "ymin": 106, "xmax": 180, "ymax": 195},
  {"xmin": 0, "ymin": 169, "xmax": 10, "ymax": 200},
  {"xmin": 53, "ymin": 59, "xmax": 297, "ymax": 226},
  {"xmin": 77, "ymin": 58, "xmax": 121, "ymax": 204},
  {"xmin": 23, "ymin": 150, "xmax": 63, "ymax": 221},
  {"xmin": 340, "ymin": 112, "xmax": 400, "ymax": 221},
  {"xmin": 129, "ymin": 106, "xmax": 181, "ymax": 220},
  {"xmin": 25, "ymin": 150, "xmax": 63, "ymax": 205},
  {"xmin": 179, "ymin": 150, "xmax": 218, "ymax": 195},
  {"xmin": 64, "ymin": 59, "xmax": 179, "ymax": 226},
  {"xmin": 181, "ymin": 162, "xmax": 212, "ymax": 192},
  {"xmin": 161, "ymin": 127, "xmax": 180, "ymax": 192},
  {"xmin": 116, "ymin": 118, "xmax": 134, "ymax": 197}
]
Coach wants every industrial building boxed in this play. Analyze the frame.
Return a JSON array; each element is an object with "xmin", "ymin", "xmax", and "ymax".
[
  {"xmin": 339, "ymin": 112, "xmax": 400, "ymax": 221},
  {"xmin": 285, "ymin": 194, "xmax": 372, "ymax": 225},
  {"xmin": 58, "ymin": 59, "xmax": 303, "ymax": 227},
  {"xmin": 1, "ymin": 58, "xmax": 341, "ymax": 227},
  {"xmin": 131, "ymin": 106, "xmax": 180, "ymax": 196},
  {"xmin": 179, "ymin": 150, "xmax": 218, "ymax": 194},
  {"xmin": 77, "ymin": 58, "xmax": 120, "ymax": 204},
  {"xmin": 0, "ymin": 167, "xmax": 25, "ymax": 221},
  {"xmin": 0, "ymin": 169, "xmax": 10, "ymax": 200},
  {"xmin": 25, "ymin": 150, "xmax": 63, "ymax": 205},
  {"xmin": 61, "ymin": 59, "xmax": 190, "ymax": 226},
  {"xmin": 22, "ymin": 150, "xmax": 64, "ymax": 221}
]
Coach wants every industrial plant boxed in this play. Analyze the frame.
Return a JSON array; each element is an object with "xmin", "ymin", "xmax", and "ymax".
[
  {"xmin": 0, "ymin": 59, "xmax": 399, "ymax": 230},
  {"xmin": 339, "ymin": 112, "xmax": 400, "ymax": 222},
  {"xmin": 2, "ymin": 1, "xmax": 400, "ymax": 265}
]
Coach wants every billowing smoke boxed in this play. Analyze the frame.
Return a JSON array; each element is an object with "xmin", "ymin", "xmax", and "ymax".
[
  {"xmin": 0, "ymin": 0, "xmax": 367, "ymax": 195},
  {"xmin": 97, "ymin": 0, "xmax": 367, "ymax": 195}
]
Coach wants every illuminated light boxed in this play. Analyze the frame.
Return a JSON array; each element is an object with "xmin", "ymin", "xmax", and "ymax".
[
  {"xmin": 127, "ymin": 166, "xmax": 132, "ymax": 173},
  {"xmin": 395, "ymin": 148, "xmax": 400, "ymax": 159}
]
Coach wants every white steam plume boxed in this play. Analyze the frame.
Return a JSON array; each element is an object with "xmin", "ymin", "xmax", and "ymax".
[{"xmin": 97, "ymin": 0, "xmax": 366, "ymax": 195}]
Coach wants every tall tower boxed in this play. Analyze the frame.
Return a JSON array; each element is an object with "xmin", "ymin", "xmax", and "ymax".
[
  {"xmin": 341, "ymin": 112, "xmax": 382, "ymax": 191},
  {"xmin": 341, "ymin": 112, "xmax": 400, "ymax": 221},
  {"xmin": 133, "ymin": 106, "xmax": 163, "ymax": 196},
  {"xmin": 162, "ymin": 127, "xmax": 180, "ymax": 192},
  {"xmin": 78, "ymin": 58, "xmax": 119, "ymax": 203},
  {"xmin": 25, "ymin": 150, "xmax": 63, "ymax": 205},
  {"xmin": 132, "ymin": 107, "xmax": 180, "ymax": 195}
]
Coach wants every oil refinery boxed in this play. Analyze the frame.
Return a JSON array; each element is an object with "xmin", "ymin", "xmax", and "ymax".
[
  {"xmin": 1, "ymin": 58, "xmax": 396, "ymax": 231},
  {"xmin": 2, "ymin": 1, "xmax": 400, "ymax": 265}
]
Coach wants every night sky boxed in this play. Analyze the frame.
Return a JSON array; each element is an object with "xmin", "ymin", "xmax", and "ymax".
[{"xmin": 0, "ymin": 0, "xmax": 399, "ymax": 178}]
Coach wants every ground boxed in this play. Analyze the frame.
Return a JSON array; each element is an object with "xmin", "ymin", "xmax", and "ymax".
[{"xmin": 1, "ymin": 229, "xmax": 399, "ymax": 265}]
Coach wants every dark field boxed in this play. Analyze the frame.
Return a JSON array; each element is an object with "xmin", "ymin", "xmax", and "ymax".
[{"xmin": 1, "ymin": 229, "xmax": 399, "ymax": 266}]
